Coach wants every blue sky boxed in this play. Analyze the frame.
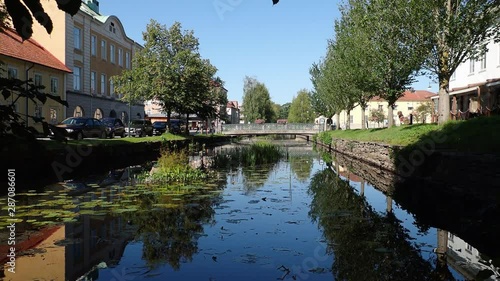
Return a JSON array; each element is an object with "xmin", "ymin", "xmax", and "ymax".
[{"xmin": 101, "ymin": 0, "xmax": 437, "ymax": 105}]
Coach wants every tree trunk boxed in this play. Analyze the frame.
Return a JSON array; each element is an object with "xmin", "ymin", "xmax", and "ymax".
[
  {"xmin": 335, "ymin": 114, "xmax": 340, "ymax": 130},
  {"xmin": 346, "ymin": 109, "xmax": 351, "ymax": 130},
  {"xmin": 438, "ymin": 86, "xmax": 450, "ymax": 124},
  {"xmin": 361, "ymin": 107, "xmax": 366, "ymax": 129},
  {"xmin": 387, "ymin": 104, "xmax": 394, "ymax": 127}
]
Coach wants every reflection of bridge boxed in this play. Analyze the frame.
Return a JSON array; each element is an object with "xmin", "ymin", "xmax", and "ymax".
[{"xmin": 221, "ymin": 123, "xmax": 324, "ymax": 135}]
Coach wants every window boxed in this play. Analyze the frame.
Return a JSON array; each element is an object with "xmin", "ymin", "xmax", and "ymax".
[
  {"xmin": 109, "ymin": 79, "xmax": 114, "ymax": 96},
  {"xmin": 50, "ymin": 77, "xmax": 58, "ymax": 94},
  {"xmin": 90, "ymin": 71, "xmax": 96, "ymax": 94},
  {"xmin": 118, "ymin": 48, "xmax": 123, "ymax": 66},
  {"xmin": 110, "ymin": 44, "xmax": 115, "ymax": 63},
  {"xmin": 74, "ymin": 27, "xmax": 81, "ymax": 49},
  {"xmin": 451, "ymin": 71, "xmax": 456, "ymax": 80},
  {"xmin": 34, "ymin": 73, "xmax": 42, "ymax": 87},
  {"xmin": 109, "ymin": 22, "xmax": 116, "ymax": 33},
  {"xmin": 408, "ymin": 106, "xmax": 414, "ymax": 111},
  {"xmin": 100, "ymin": 73, "xmax": 106, "ymax": 95},
  {"xmin": 101, "ymin": 40, "xmax": 107, "ymax": 60},
  {"xmin": 448, "ymin": 233, "xmax": 454, "ymax": 242},
  {"xmin": 50, "ymin": 108, "xmax": 57, "ymax": 124},
  {"xmin": 480, "ymin": 53, "xmax": 486, "ymax": 70},
  {"xmin": 34, "ymin": 105, "xmax": 42, "ymax": 119},
  {"xmin": 74, "ymin": 106, "xmax": 84, "ymax": 117},
  {"xmin": 469, "ymin": 58, "xmax": 475, "ymax": 74},
  {"xmin": 349, "ymin": 115, "xmax": 354, "ymax": 123},
  {"xmin": 7, "ymin": 67, "xmax": 17, "ymax": 79},
  {"xmin": 73, "ymin": 67, "xmax": 81, "ymax": 90},
  {"xmin": 94, "ymin": 108, "xmax": 103, "ymax": 119},
  {"xmin": 378, "ymin": 105, "xmax": 383, "ymax": 111},
  {"xmin": 125, "ymin": 52, "xmax": 130, "ymax": 69},
  {"xmin": 466, "ymin": 243, "xmax": 473, "ymax": 253},
  {"xmin": 91, "ymin": 35, "xmax": 97, "ymax": 56}
]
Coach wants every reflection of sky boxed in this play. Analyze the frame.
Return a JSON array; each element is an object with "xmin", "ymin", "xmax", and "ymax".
[{"xmin": 96, "ymin": 158, "xmax": 334, "ymax": 281}]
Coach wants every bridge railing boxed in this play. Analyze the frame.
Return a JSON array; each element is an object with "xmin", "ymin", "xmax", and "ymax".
[{"xmin": 221, "ymin": 123, "xmax": 324, "ymax": 133}]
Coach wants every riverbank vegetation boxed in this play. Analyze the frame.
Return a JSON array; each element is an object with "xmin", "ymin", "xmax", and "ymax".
[
  {"xmin": 316, "ymin": 116, "xmax": 500, "ymax": 153},
  {"xmin": 145, "ymin": 149, "xmax": 210, "ymax": 184},
  {"xmin": 214, "ymin": 141, "xmax": 284, "ymax": 168}
]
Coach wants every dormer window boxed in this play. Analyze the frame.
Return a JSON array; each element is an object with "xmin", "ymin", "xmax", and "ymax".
[{"xmin": 109, "ymin": 22, "xmax": 116, "ymax": 33}]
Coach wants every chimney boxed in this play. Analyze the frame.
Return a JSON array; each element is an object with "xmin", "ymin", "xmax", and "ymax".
[{"xmin": 85, "ymin": 0, "xmax": 99, "ymax": 14}]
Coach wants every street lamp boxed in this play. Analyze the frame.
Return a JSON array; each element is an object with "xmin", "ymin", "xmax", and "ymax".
[{"xmin": 127, "ymin": 77, "xmax": 132, "ymax": 137}]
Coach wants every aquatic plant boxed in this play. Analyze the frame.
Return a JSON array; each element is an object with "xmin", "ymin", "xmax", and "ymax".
[
  {"xmin": 214, "ymin": 141, "xmax": 284, "ymax": 168},
  {"xmin": 147, "ymin": 149, "xmax": 209, "ymax": 184}
]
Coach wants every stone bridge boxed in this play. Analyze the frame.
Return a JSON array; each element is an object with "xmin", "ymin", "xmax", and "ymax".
[{"xmin": 220, "ymin": 123, "xmax": 324, "ymax": 135}]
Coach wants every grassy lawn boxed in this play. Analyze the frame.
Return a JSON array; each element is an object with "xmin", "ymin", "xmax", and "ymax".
[{"xmin": 318, "ymin": 115, "xmax": 500, "ymax": 153}]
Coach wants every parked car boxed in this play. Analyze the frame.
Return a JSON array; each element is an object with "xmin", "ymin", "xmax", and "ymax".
[
  {"xmin": 100, "ymin": 117, "xmax": 126, "ymax": 138},
  {"xmin": 53, "ymin": 117, "xmax": 107, "ymax": 140},
  {"xmin": 169, "ymin": 119, "xmax": 186, "ymax": 134},
  {"xmin": 125, "ymin": 119, "xmax": 153, "ymax": 137},
  {"xmin": 152, "ymin": 121, "xmax": 168, "ymax": 136}
]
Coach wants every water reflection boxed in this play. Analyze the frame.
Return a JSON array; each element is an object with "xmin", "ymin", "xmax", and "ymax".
[
  {"xmin": 324, "ymin": 149, "xmax": 500, "ymax": 281},
  {"xmin": 308, "ymin": 168, "xmax": 447, "ymax": 281}
]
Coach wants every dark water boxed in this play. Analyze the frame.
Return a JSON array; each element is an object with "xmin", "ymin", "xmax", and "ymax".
[{"xmin": 1, "ymin": 144, "xmax": 499, "ymax": 281}]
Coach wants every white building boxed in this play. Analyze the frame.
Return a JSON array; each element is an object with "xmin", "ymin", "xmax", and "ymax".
[{"xmin": 438, "ymin": 37, "xmax": 500, "ymax": 119}]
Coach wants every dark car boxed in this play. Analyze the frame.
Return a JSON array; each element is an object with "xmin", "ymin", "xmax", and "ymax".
[
  {"xmin": 169, "ymin": 119, "xmax": 186, "ymax": 134},
  {"xmin": 125, "ymin": 119, "xmax": 153, "ymax": 137},
  {"xmin": 100, "ymin": 117, "xmax": 126, "ymax": 138},
  {"xmin": 53, "ymin": 117, "xmax": 107, "ymax": 140},
  {"xmin": 152, "ymin": 121, "xmax": 168, "ymax": 136}
]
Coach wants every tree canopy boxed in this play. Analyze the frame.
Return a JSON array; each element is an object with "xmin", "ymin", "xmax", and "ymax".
[
  {"xmin": 288, "ymin": 89, "xmax": 315, "ymax": 123},
  {"xmin": 242, "ymin": 76, "xmax": 274, "ymax": 123},
  {"xmin": 113, "ymin": 20, "xmax": 224, "ymax": 132}
]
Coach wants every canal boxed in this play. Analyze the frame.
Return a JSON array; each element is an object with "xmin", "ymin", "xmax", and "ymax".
[{"xmin": 0, "ymin": 141, "xmax": 499, "ymax": 280}]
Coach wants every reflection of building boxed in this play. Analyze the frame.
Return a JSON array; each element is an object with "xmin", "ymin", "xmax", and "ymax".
[
  {"xmin": 0, "ymin": 28, "xmax": 71, "ymax": 132},
  {"xmin": 444, "ymin": 231, "xmax": 500, "ymax": 280},
  {"xmin": 2, "ymin": 186, "xmax": 134, "ymax": 280},
  {"xmin": 31, "ymin": 0, "xmax": 143, "ymax": 122}
]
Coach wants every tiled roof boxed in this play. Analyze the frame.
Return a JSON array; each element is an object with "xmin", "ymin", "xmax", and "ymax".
[
  {"xmin": 0, "ymin": 28, "xmax": 71, "ymax": 73},
  {"xmin": 370, "ymin": 90, "xmax": 436, "ymax": 102},
  {"xmin": 227, "ymin": 101, "xmax": 239, "ymax": 108}
]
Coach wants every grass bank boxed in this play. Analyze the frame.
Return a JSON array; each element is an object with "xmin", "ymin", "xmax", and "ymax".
[{"xmin": 317, "ymin": 116, "xmax": 500, "ymax": 153}]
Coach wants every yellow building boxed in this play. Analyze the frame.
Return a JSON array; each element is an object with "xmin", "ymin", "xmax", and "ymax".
[
  {"xmin": 337, "ymin": 90, "xmax": 436, "ymax": 129},
  {"xmin": 0, "ymin": 28, "xmax": 71, "ymax": 132},
  {"xmin": 30, "ymin": 0, "xmax": 143, "ymax": 122}
]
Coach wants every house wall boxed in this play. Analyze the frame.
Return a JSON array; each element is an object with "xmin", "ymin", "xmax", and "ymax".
[
  {"xmin": 450, "ymin": 39, "xmax": 500, "ymax": 89},
  {"xmin": 0, "ymin": 57, "xmax": 68, "ymax": 132},
  {"xmin": 337, "ymin": 99, "xmax": 433, "ymax": 129},
  {"xmin": 31, "ymin": 0, "xmax": 143, "ymax": 122}
]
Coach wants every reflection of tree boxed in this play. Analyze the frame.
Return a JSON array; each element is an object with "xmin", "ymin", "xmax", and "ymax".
[
  {"xmin": 289, "ymin": 156, "xmax": 313, "ymax": 183},
  {"xmin": 123, "ymin": 189, "xmax": 221, "ymax": 270},
  {"xmin": 308, "ymin": 168, "xmax": 452, "ymax": 281},
  {"xmin": 214, "ymin": 145, "xmax": 284, "ymax": 194}
]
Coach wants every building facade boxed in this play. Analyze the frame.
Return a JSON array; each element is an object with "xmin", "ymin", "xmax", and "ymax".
[
  {"xmin": 0, "ymin": 28, "xmax": 71, "ymax": 132},
  {"xmin": 31, "ymin": 0, "xmax": 143, "ymax": 123},
  {"xmin": 337, "ymin": 90, "xmax": 436, "ymax": 129},
  {"xmin": 445, "ymin": 37, "xmax": 500, "ymax": 118},
  {"xmin": 226, "ymin": 101, "xmax": 240, "ymax": 124}
]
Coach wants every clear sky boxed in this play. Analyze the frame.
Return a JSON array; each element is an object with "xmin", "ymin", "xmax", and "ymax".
[{"xmin": 101, "ymin": 0, "xmax": 437, "ymax": 105}]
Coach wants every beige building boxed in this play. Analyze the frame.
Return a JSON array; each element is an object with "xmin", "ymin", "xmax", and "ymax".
[
  {"xmin": 30, "ymin": 0, "xmax": 143, "ymax": 122},
  {"xmin": 0, "ymin": 28, "xmax": 71, "ymax": 132},
  {"xmin": 337, "ymin": 90, "xmax": 436, "ymax": 129}
]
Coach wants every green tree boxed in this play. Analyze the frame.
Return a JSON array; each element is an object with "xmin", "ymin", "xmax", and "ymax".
[
  {"xmin": 242, "ymin": 76, "xmax": 274, "ymax": 123},
  {"xmin": 369, "ymin": 109, "xmax": 386, "ymax": 127},
  {"xmin": 353, "ymin": 0, "xmax": 430, "ymax": 127},
  {"xmin": 288, "ymin": 89, "xmax": 315, "ymax": 123},
  {"xmin": 310, "ymin": 62, "xmax": 338, "ymax": 127},
  {"xmin": 422, "ymin": 1, "xmax": 500, "ymax": 124},
  {"xmin": 114, "ymin": 21, "xmax": 221, "ymax": 132},
  {"xmin": 415, "ymin": 102, "xmax": 435, "ymax": 124},
  {"xmin": 278, "ymin": 102, "xmax": 291, "ymax": 120}
]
